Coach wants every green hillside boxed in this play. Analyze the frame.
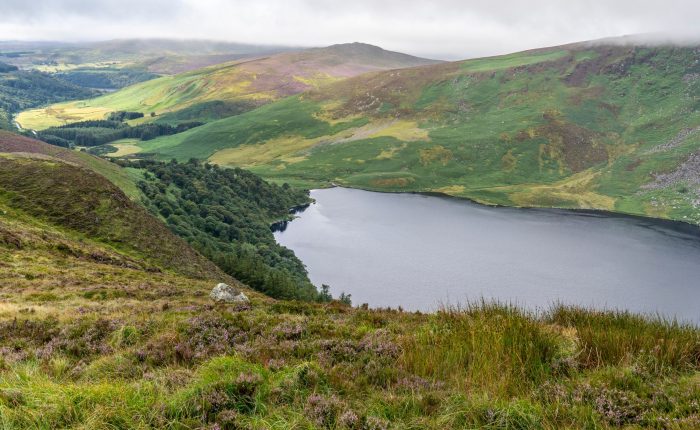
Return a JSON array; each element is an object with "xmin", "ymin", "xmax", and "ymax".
[
  {"xmin": 17, "ymin": 43, "xmax": 439, "ymax": 130},
  {"xmin": 0, "ymin": 131, "xmax": 323, "ymax": 301},
  {"xmin": 131, "ymin": 42, "xmax": 700, "ymax": 225}
]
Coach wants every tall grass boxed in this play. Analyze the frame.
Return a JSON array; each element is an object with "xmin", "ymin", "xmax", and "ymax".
[
  {"xmin": 400, "ymin": 302, "xmax": 563, "ymax": 397},
  {"xmin": 548, "ymin": 305, "xmax": 700, "ymax": 372},
  {"xmin": 401, "ymin": 302, "xmax": 700, "ymax": 400}
]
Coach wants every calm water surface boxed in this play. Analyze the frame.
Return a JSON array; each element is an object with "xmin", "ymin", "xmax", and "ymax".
[{"xmin": 274, "ymin": 187, "xmax": 700, "ymax": 322}]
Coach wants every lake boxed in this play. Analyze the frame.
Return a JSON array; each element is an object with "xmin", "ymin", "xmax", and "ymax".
[{"xmin": 274, "ymin": 187, "xmax": 700, "ymax": 322}]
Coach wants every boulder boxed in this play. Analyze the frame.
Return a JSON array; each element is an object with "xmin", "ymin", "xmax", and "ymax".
[{"xmin": 210, "ymin": 283, "xmax": 249, "ymax": 304}]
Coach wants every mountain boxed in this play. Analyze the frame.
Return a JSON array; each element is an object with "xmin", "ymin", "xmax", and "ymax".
[
  {"xmin": 16, "ymin": 43, "xmax": 440, "ymax": 129},
  {"xmin": 0, "ymin": 39, "xmax": 295, "ymax": 99},
  {"xmin": 126, "ymin": 41, "xmax": 700, "ymax": 225},
  {"xmin": 0, "ymin": 39, "xmax": 292, "ymax": 74}
]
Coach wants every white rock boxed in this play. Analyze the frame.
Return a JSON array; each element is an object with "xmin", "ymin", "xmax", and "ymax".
[{"xmin": 210, "ymin": 283, "xmax": 249, "ymax": 303}]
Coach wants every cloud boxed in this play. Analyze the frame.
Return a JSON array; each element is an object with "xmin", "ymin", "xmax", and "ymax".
[
  {"xmin": 0, "ymin": 0, "xmax": 699, "ymax": 59},
  {"xmin": 0, "ymin": 0, "xmax": 181, "ymax": 20}
]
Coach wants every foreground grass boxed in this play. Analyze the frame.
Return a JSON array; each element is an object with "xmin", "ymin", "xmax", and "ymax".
[{"xmin": 2, "ymin": 255, "xmax": 699, "ymax": 430}]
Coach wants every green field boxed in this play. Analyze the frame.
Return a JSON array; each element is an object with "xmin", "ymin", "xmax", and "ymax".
[{"xmin": 124, "ymin": 44, "xmax": 700, "ymax": 225}]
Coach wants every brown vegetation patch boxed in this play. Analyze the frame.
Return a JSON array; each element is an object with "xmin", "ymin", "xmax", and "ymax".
[
  {"xmin": 419, "ymin": 145, "xmax": 453, "ymax": 166},
  {"xmin": 0, "ymin": 131, "xmax": 83, "ymax": 165},
  {"xmin": 625, "ymin": 158, "xmax": 643, "ymax": 171},
  {"xmin": 0, "ymin": 226, "xmax": 22, "ymax": 249},
  {"xmin": 568, "ymin": 86, "xmax": 605, "ymax": 106},
  {"xmin": 501, "ymin": 150, "xmax": 517, "ymax": 172},
  {"xmin": 370, "ymin": 177, "xmax": 415, "ymax": 187},
  {"xmin": 563, "ymin": 46, "xmax": 631, "ymax": 86},
  {"xmin": 535, "ymin": 111, "xmax": 608, "ymax": 173}
]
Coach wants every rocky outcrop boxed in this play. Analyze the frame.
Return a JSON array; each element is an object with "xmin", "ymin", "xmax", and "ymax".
[{"xmin": 210, "ymin": 283, "xmax": 249, "ymax": 304}]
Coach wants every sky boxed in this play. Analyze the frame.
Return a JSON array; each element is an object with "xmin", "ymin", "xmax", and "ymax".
[{"xmin": 1, "ymin": 0, "xmax": 700, "ymax": 59}]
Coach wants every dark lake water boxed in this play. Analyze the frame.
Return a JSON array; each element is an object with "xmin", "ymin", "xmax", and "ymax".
[{"xmin": 274, "ymin": 187, "xmax": 700, "ymax": 323}]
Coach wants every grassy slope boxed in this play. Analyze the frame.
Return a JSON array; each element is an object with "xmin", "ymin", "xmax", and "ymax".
[
  {"xmin": 140, "ymin": 43, "xmax": 700, "ymax": 224},
  {"xmin": 0, "ymin": 69, "xmax": 96, "ymax": 131},
  {"xmin": 0, "ymin": 132, "xmax": 223, "ymax": 279},
  {"xmin": 0, "ymin": 131, "xmax": 140, "ymax": 198},
  {"xmin": 17, "ymin": 43, "xmax": 439, "ymax": 130}
]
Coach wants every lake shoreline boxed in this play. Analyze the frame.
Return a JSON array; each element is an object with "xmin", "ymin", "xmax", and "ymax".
[
  {"xmin": 276, "ymin": 186, "xmax": 700, "ymax": 322},
  {"xmin": 276, "ymin": 187, "xmax": 700, "ymax": 321},
  {"xmin": 316, "ymin": 183, "xmax": 700, "ymax": 236}
]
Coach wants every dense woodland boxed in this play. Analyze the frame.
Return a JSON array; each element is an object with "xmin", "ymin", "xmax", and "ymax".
[
  {"xmin": 0, "ymin": 62, "xmax": 18, "ymax": 73},
  {"xmin": 121, "ymin": 159, "xmax": 321, "ymax": 301},
  {"xmin": 38, "ymin": 118, "xmax": 203, "ymax": 147},
  {"xmin": 55, "ymin": 67, "xmax": 156, "ymax": 89},
  {"xmin": 154, "ymin": 100, "xmax": 259, "ymax": 125}
]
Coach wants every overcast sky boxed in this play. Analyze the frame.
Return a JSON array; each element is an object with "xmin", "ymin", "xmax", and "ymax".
[{"xmin": 1, "ymin": 0, "xmax": 700, "ymax": 59}]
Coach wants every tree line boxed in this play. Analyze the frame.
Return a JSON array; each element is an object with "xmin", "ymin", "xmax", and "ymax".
[
  {"xmin": 118, "ymin": 159, "xmax": 327, "ymax": 301},
  {"xmin": 38, "ymin": 118, "xmax": 203, "ymax": 148}
]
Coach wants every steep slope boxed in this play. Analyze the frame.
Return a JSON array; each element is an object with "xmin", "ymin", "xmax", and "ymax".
[
  {"xmin": 130, "ymin": 159, "xmax": 317, "ymax": 301},
  {"xmin": 17, "ymin": 43, "xmax": 439, "ymax": 129},
  {"xmin": 0, "ymin": 131, "xmax": 224, "ymax": 279},
  {"xmin": 135, "ymin": 42, "xmax": 700, "ymax": 224},
  {"xmin": 0, "ymin": 131, "xmax": 321, "ymax": 300}
]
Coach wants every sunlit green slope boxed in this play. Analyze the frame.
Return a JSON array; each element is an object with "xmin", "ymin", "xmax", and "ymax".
[
  {"xmin": 134, "ymin": 42, "xmax": 700, "ymax": 224},
  {"xmin": 17, "ymin": 43, "xmax": 438, "ymax": 130}
]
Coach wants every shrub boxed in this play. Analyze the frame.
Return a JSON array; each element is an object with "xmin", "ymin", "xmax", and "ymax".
[{"xmin": 169, "ymin": 356, "xmax": 268, "ymax": 422}]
